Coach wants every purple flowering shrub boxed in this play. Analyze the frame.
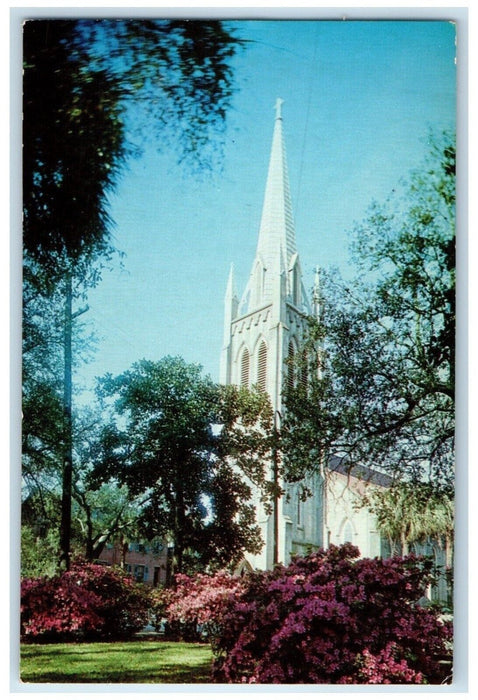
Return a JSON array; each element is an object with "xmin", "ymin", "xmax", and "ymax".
[
  {"xmin": 212, "ymin": 544, "xmax": 452, "ymax": 684},
  {"xmin": 21, "ymin": 561, "xmax": 151, "ymax": 641}
]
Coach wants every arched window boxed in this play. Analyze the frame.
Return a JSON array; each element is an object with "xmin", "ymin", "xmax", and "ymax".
[
  {"xmin": 240, "ymin": 348, "xmax": 250, "ymax": 387},
  {"xmin": 257, "ymin": 341, "xmax": 267, "ymax": 392},
  {"xmin": 342, "ymin": 521, "xmax": 354, "ymax": 544},
  {"xmin": 287, "ymin": 341, "xmax": 295, "ymax": 389}
]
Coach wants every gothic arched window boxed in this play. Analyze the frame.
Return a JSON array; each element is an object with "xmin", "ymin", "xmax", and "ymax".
[
  {"xmin": 257, "ymin": 341, "xmax": 267, "ymax": 392},
  {"xmin": 240, "ymin": 348, "xmax": 250, "ymax": 387},
  {"xmin": 342, "ymin": 521, "xmax": 354, "ymax": 544}
]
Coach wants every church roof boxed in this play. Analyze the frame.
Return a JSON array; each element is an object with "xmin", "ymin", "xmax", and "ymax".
[{"xmin": 328, "ymin": 454, "xmax": 394, "ymax": 488}]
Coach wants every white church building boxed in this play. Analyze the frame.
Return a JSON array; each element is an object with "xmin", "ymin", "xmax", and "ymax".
[{"xmin": 220, "ymin": 100, "xmax": 390, "ymax": 571}]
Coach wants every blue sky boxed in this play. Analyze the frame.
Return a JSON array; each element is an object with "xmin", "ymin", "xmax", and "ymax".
[{"xmin": 76, "ymin": 19, "xmax": 456, "ymax": 394}]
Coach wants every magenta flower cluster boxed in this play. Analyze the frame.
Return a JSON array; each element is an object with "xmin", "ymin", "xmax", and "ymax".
[
  {"xmin": 214, "ymin": 544, "xmax": 452, "ymax": 684},
  {"xmin": 167, "ymin": 571, "xmax": 246, "ymax": 626},
  {"xmin": 163, "ymin": 544, "xmax": 452, "ymax": 684},
  {"xmin": 21, "ymin": 561, "xmax": 151, "ymax": 641}
]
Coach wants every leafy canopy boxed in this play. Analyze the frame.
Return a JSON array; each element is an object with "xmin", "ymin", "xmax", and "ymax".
[
  {"xmin": 282, "ymin": 131, "xmax": 455, "ymax": 489},
  {"xmin": 23, "ymin": 19, "xmax": 241, "ymax": 281},
  {"xmin": 93, "ymin": 356, "xmax": 273, "ymax": 574}
]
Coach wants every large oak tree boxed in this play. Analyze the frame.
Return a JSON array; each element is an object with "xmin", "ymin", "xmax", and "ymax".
[{"xmin": 92, "ymin": 356, "xmax": 274, "ymax": 576}]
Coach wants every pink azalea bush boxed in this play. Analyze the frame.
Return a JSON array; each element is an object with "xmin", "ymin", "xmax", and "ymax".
[
  {"xmin": 209, "ymin": 545, "xmax": 452, "ymax": 684},
  {"xmin": 21, "ymin": 561, "xmax": 151, "ymax": 641},
  {"xmin": 172, "ymin": 571, "xmax": 245, "ymax": 642},
  {"xmin": 152, "ymin": 570, "xmax": 245, "ymax": 642}
]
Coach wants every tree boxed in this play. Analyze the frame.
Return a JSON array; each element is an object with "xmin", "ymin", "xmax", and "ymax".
[
  {"xmin": 362, "ymin": 482, "xmax": 454, "ymax": 563},
  {"xmin": 22, "ymin": 19, "xmax": 241, "ymax": 568},
  {"xmin": 72, "ymin": 482, "xmax": 142, "ymax": 563},
  {"xmin": 21, "ymin": 489, "xmax": 61, "ymax": 578},
  {"xmin": 23, "ymin": 19, "xmax": 240, "ymax": 276},
  {"xmin": 282, "ymin": 132, "xmax": 455, "ymax": 490},
  {"xmin": 22, "ymin": 257, "xmax": 65, "ymax": 488},
  {"xmin": 92, "ymin": 357, "xmax": 273, "ymax": 576}
]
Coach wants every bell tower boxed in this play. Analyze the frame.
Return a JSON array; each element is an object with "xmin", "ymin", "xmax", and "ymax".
[{"xmin": 220, "ymin": 100, "xmax": 322, "ymax": 569}]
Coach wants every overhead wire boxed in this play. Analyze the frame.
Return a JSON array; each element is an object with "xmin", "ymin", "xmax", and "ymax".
[{"xmin": 294, "ymin": 24, "xmax": 320, "ymax": 227}]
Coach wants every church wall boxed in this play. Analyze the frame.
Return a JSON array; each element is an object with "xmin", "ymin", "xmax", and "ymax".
[
  {"xmin": 285, "ymin": 472, "xmax": 324, "ymax": 560},
  {"xmin": 325, "ymin": 470, "xmax": 383, "ymax": 559}
]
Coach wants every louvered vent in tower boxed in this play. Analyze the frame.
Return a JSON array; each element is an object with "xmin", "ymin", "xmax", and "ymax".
[
  {"xmin": 240, "ymin": 348, "xmax": 250, "ymax": 387},
  {"xmin": 287, "ymin": 341, "xmax": 295, "ymax": 389},
  {"xmin": 257, "ymin": 342, "xmax": 267, "ymax": 392},
  {"xmin": 300, "ymin": 350, "xmax": 308, "ymax": 389}
]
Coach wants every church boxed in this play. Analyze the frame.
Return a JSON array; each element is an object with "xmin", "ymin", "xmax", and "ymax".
[{"xmin": 220, "ymin": 100, "xmax": 390, "ymax": 571}]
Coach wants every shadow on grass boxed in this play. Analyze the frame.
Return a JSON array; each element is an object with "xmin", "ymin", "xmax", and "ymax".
[
  {"xmin": 20, "ymin": 641, "xmax": 215, "ymax": 684},
  {"xmin": 21, "ymin": 663, "xmax": 213, "ymax": 684}
]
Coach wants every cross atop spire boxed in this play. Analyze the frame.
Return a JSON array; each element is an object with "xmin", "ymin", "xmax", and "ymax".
[{"xmin": 275, "ymin": 97, "xmax": 284, "ymax": 120}]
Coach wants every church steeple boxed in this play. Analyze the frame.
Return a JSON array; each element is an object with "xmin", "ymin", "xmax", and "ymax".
[
  {"xmin": 219, "ymin": 99, "xmax": 384, "ymax": 575},
  {"xmin": 255, "ymin": 98, "xmax": 297, "ymax": 275},
  {"xmin": 220, "ymin": 99, "xmax": 318, "ymax": 570},
  {"xmin": 241, "ymin": 99, "xmax": 300, "ymax": 315}
]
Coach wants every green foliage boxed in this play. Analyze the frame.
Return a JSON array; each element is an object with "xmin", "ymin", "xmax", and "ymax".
[
  {"xmin": 72, "ymin": 480, "xmax": 144, "ymax": 562},
  {"xmin": 23, "ymin": 19, "xmax": 240, "ymax": 279},
  {"xmin": 282, "ymin": 132, "xmax": 455, "ymax": 489},
  {"xmin": 93, "ymin": 356, "xmax": 272, "ymax": 575},
  {"xmin": 22, "ymin": 19, "xmax": 240, "ymax": 570},
  {"xmin": 21, "ymin": 257, "xmax": 65, "ymax": 487},
  {"xmin": 363, "ymin": 482, "xmax": 454, "ymax": 556},
  {"xmin": 21, "ymin": 525, "xmax": 59, "ymax": 579},
  {"xmin": 23, "ymin": 20, "xmax": 126, "ymax": 283},
  {"xmin": 23, "ymin": 17, "xmax": 240, "ymax": 284},
  {"xmin": 70, "ymin": 409, "xmax": 147, "ymax": 561}
]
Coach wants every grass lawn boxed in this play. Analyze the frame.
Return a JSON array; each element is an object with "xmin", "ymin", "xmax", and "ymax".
[{"xmin": 20, "ymin": 639, "xmax": 214, "ymax": 684}]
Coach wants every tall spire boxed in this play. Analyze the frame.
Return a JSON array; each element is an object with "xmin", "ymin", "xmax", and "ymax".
[
  {"xmin": 255, "ymin": 98, "xmax": 297, "ymax": 273},
  {"xmin": 239, "ymin": 99, "xmax": 299, "ymax": 315}
]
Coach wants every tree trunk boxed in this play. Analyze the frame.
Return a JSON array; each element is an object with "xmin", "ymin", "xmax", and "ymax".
[
  {"xmin": 59, "ymin": 274, "xmax": 73, "ymax": 571},
  {"xmin": 85, "ymin": 503, "xmax": 94, "ymax": 561},
  {"xmin": 120, "ymin": 537, "xmax": 128, "ymax": 568},
  {"xmin": 272, "ymin": 412, "xmax": 280, "ymax": 566}
]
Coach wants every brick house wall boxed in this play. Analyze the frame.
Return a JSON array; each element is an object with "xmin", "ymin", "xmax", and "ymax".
[{"xmin": 97, "ymin": 540, "xmax": 172, "ymax": 587}]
